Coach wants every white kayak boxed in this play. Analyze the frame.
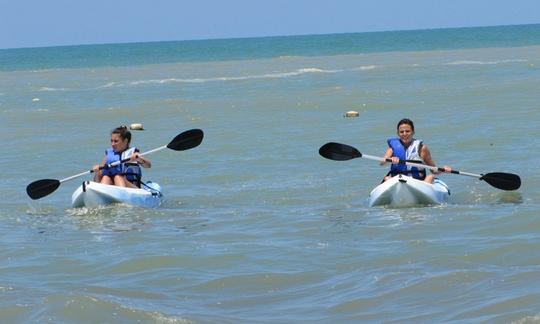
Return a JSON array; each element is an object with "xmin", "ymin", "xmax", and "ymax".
[
  {"xmin": 368, "ymin": 174, "xmax": 450, "ymax": 207},
  {"xmin": 71, "ymin": 181, "xmax": 163, "ymax": 208}
]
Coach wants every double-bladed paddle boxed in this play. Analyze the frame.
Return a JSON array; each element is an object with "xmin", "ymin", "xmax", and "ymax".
[
  {"xmin": 319, "ymin": 142, "xmax": 521, "ymax": 191},
  {"xmin": 26, "ymin": 128, "xmax": 204, "ymax": 200}
]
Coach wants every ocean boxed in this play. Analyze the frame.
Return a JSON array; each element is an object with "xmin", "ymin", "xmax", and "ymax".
[{"xmin": 1, "ymin": 24, "xmax": 539, "ymax": 322}]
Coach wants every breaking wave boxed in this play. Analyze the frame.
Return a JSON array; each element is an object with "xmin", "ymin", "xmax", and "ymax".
[
  {"xmin": 129, "ymin": 68, "xmax": 342, "ymax": 86},
  {"xmin": 445, "ymin": 59, "xmax": 528, "ymax": 65}
]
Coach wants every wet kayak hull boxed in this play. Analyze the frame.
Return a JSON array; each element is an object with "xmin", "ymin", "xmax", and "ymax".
[
  {"xmin": 368, "ymin": 174, "xmax": 450, "ymax": 207},
  {"xmin": 71, "ymin": 181, "xmax": 163, "ymax": 208}
]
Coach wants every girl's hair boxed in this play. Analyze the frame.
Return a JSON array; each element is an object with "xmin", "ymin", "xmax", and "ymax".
[
  {"xmin": 397, "ymin": 118, "xmax": 415, "ymax": 132},
  {"xmin": 111, "ymin": 125, "xmax": 132, "ymax": 144}
]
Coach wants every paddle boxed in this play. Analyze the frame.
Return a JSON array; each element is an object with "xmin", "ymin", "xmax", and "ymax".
[
  {"xmin": 319, "ymin": 142, "xmax": 521, "ymax": 191},
  {"xmin": 26, "ymin": 129, "xmax": 204, "ymax": 200}
]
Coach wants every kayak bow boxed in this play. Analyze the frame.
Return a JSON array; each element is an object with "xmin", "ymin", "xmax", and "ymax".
[
  {"xmin": 71, "ymin": 181, "xmax": 163, "ymax": 208},
  {"xmin": 368, "ymin": 174, "xmax": 450, "ymax": 207}
]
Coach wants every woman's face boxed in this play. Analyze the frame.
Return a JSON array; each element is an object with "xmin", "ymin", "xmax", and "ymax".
[
  {"xmin": 397, "ymin": 124, "xmax": 414, "ymax": 145},
  {"xmin": 111, "ymin": 133, "xmax": 129, "ymax": 152}
]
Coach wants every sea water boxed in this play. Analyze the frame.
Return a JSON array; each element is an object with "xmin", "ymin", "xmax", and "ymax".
[{"xmin": 1, "ymin": 24, "xmax": 539, "ymax": 322}]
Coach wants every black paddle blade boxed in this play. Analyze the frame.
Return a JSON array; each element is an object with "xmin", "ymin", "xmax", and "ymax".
[
  {"xmin": 167, "ymin": 129, "xmax": 204, "ymax": 151},
  {"xmin": 480, "ymin": 172, "xmax": 521, "ymax": 191},
  {"xmin": 319, "ymin": 142, "xmax": 362, "ymax": 161},
  {"xmin": 26, "ymin": 179, "xmax": 61, "ymax": 200}
]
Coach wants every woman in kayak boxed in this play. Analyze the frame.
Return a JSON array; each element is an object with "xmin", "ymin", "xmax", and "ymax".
[
  {"xmin": 381, "ymin": 118, "xmax": 451, "ymax": 183},
  {"xmin": 92, "ymin": 126, "xmax": 151, "ymax": 188}
]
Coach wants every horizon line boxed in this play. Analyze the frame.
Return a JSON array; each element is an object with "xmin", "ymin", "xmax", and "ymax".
[{"xmin": 2, "ymin": 22, "xmax": 539, "ymax": 51}]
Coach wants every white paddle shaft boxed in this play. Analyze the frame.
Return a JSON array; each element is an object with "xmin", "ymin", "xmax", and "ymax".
[{"xmin": 361, "ymin": 153, "xmax": 482, "ymax": 179}]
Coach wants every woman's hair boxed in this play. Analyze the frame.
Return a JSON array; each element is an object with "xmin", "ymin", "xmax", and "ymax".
[
  {"xmin": 111, "ymin": 125, "xmax": 132, "ymax": 144},
  {"xmin": 397, "ymin": 118, "xmax": 415, "ymax": 132}
]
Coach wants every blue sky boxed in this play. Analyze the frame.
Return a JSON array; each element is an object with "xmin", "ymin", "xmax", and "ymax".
[{"xmin": 1, "ymin": 0, "xmax": 539, "ymax": 49}]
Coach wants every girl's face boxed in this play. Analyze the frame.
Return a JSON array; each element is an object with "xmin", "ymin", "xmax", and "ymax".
[
  {"xmin": 111, "ymin": 133, "xmax": 129, "ymax": 152},
  {"xmin": 397, "ymin": 124, "xmax": 414, "ymax": 145}
]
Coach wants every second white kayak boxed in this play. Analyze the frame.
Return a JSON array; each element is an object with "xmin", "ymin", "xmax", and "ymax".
[
  {"xmin": 71, "ymin": 181, "xmax": 163, "ymax": 208},
  {"xmin": 368, "ymin": 174, "xmax": 450, "ymax": 207}
]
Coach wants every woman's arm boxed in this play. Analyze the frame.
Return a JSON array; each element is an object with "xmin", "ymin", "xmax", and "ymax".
[
  {"xmin": 132, "ymin": 153, "xmax": 152, "ymax": 168},
  {"xmin": 380, "ymin": 148, "xmax": 395, "ymax": 165},
  {"xmin": 92, "ymin": 156, "xmax": 107, "ymax": 181},
  {"xmin": 421, "ymin": 145, "xmax": 451, "ymax": 173}
]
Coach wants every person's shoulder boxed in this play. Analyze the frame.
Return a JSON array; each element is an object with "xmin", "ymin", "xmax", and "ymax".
[
  {"xmin": 387, "ymin": 137, "xmax": 399, "ymax": 145},
  {"xmin": 420, "ymin": 142, "xmax": 430, "ymax": 152}
]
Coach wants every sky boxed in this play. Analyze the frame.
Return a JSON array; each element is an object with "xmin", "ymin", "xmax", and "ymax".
[{"xmin": 1, "ymin": 0, "xmax": 539, "ymax": 49}]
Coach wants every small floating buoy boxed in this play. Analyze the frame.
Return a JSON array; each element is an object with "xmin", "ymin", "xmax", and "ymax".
[
  {"xmin": 344, "ymin": 110, "xmax": 359, "ymax": 118},
  {"xmin": 130, "ymin": 123, "xmax": 144, "ymax": 130}
]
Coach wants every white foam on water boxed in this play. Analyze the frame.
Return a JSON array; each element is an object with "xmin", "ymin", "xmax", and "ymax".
[
  {"xmin": 351, "ymin": 65, "xmax": 378, "ymax": 71},
  {"xmin": 445, "ymin": 59, "xmax": 528, "ymax": 65},
  {"xmin": 128, "ymin": 67, "xmax": 342, "ymax": 86},
  {"xmin": 38, "ymin": 86, "xmax": 67, "ymax": 91}
]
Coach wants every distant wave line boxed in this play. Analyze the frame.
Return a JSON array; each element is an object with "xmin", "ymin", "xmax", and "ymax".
[
  {"xmin": 34, "ymin": 67, "xmax": 345, "ymax": 91},
  {"xmin": 445, "ymin": 59, "xmax": 528, "ymax": 65},
  {"xmin": 350, "ymin": 65, "xmax": 378, "ymax": 71},
  {"xmin": 129, "ymin": 68, "xmax": 343, "ymax": 86},
  {"xmin": 96, "ymin": 82, "xmax": 118, "ymax": 89},
  {"xmin": 33, "ymin": 58, "xmax": 527, "ymax": 92},
  {"xmin": 38, "ymin": 86, "xmax": 68, "ymax": 91}
]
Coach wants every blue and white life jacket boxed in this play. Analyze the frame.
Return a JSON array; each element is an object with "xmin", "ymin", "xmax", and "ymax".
[
  {"xmin": 102, "ymin": 147, "xmax": 142, "ymax": 185},
  {"xmin": 387, "ymin": 138, "xmax": 426, "ymax": 180}
]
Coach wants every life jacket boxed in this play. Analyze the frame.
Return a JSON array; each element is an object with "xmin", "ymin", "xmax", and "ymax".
[
  {"xmin": 102, "ymin": 147, "xmax": 142, "ymax": 186},
  {"xmin": 387, "ymin": 138, "xmax": 426, "ymax": 180}
]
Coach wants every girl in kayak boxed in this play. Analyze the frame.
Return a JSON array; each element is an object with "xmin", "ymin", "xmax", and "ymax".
[
  {"xmin": 381, "ymin": 118, "xmax": 451, "ymax": 183},
  {"xmin": 92, "ymin": 126, "xmax": 152, "ymax": 188}
]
